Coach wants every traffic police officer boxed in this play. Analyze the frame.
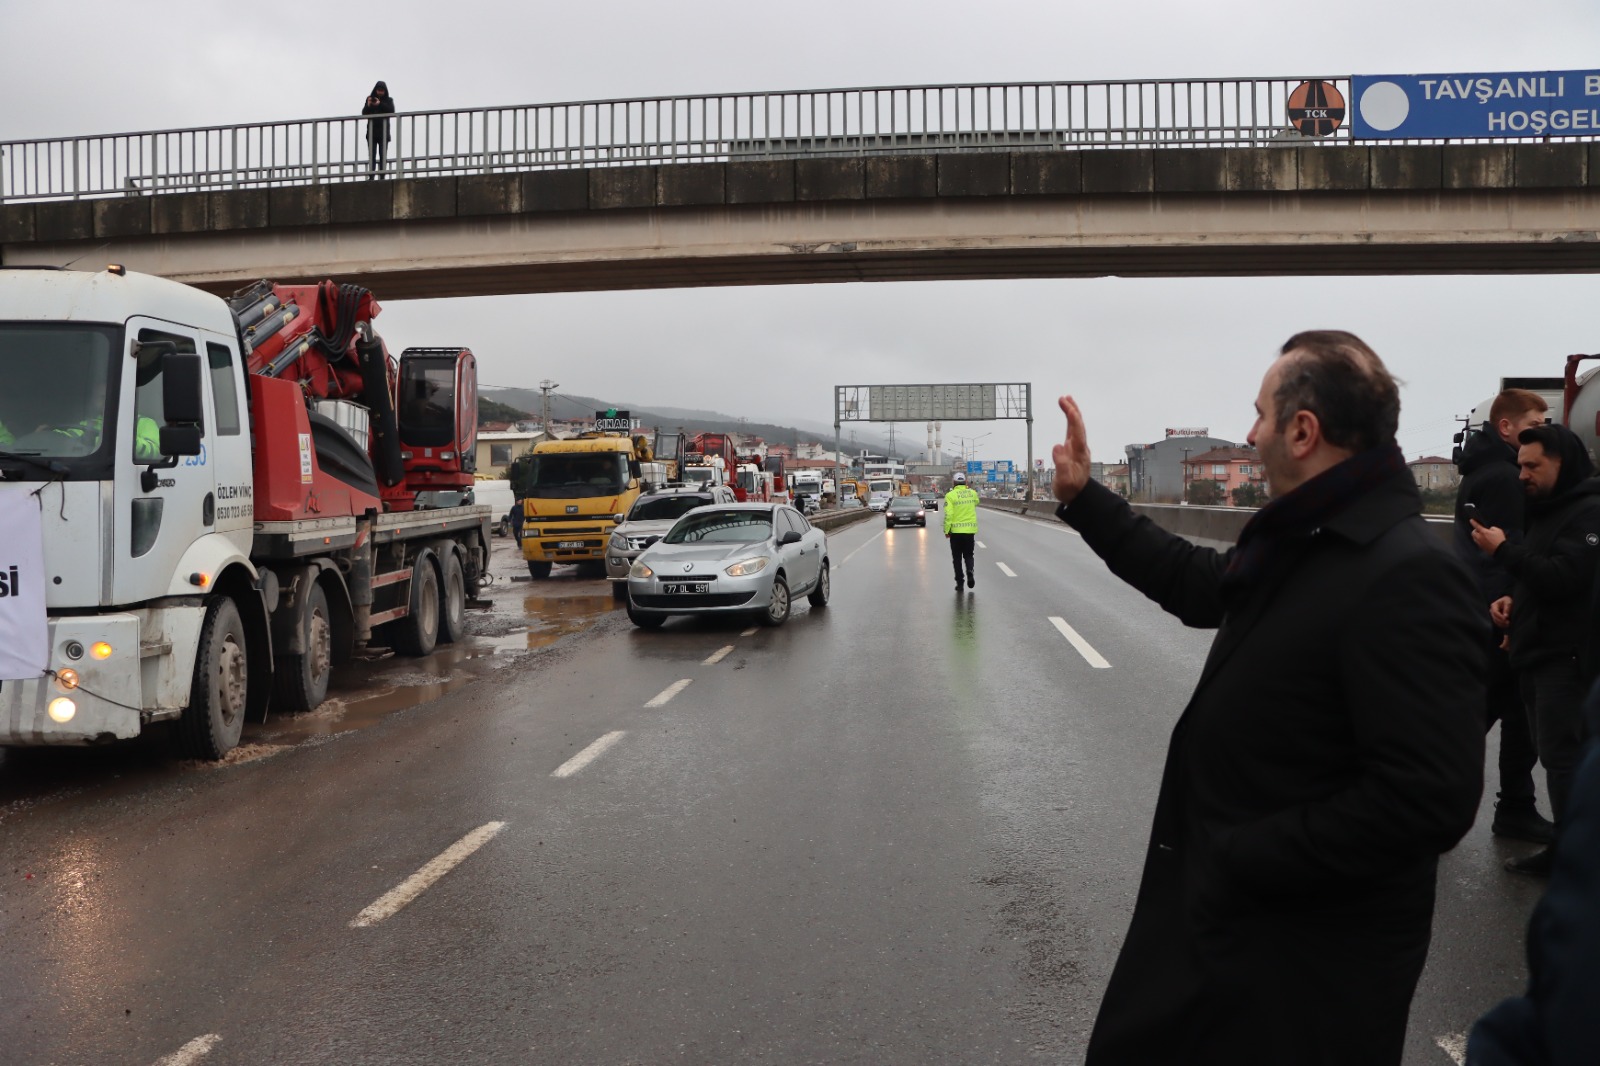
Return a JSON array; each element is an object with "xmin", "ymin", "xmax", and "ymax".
[{"xmin": 944, "ymin": 472, "xmax": 980, "ymax": 591}]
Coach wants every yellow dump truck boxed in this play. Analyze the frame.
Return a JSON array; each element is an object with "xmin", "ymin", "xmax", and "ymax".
[{"xmin": 519, "ymin": 432, "xmax": 653, "ymax": 578}]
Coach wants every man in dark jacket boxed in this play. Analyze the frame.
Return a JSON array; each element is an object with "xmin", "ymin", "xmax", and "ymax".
[
  {"xmin": 1467, "ymin": 680, "xmax": 1600, "ymax": 1065},
  {"xmin": 1471, "ymin": 422, "xmax": 1600, "ymax": 875},
  {"xmin": 1454, "ymin": 389, "xmax": 1552, "ymax": 844},
  {"xmin": 1053, "ymin": 331, "xmax": 1486, "ymax": 1066}
]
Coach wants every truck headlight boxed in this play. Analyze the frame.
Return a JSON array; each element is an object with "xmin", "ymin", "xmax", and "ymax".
[
  {"xmin": 726, "ymin": 556, "xmax": 769, "ymax": 577},
  {"xmin": 630, "ymin": 560, "xmax": 654, "ymax": 578}
]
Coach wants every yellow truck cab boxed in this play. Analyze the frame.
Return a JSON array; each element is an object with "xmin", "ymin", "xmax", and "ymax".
[{"xmin": 519, "ymin": 430, "xmax": 651, "ymax": 578}]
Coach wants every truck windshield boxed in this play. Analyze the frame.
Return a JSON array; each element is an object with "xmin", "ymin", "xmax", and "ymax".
[
  {"xmin": 0, "ymin": 324, "xmax": 120, "ymax": 471},
  {"xmin": 526, "ymin": 453, "xmax": 629, "ymax": 498}
]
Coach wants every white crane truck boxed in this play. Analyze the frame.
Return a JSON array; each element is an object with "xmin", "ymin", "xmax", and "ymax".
[{"xmin": 0, "ymin": 267, "xmax": 490, "ymax": 759}]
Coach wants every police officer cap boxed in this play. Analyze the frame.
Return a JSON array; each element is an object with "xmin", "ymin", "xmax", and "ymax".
[{"xmin": 953, "ymin": 471, "xmax": 966, "ymax": 483}]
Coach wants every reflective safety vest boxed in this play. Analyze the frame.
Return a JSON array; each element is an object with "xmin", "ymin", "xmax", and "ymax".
[
  {"xmin": 0, "ymin": 418, "xmax": 12, "ymax": 446},
  {"xmin": 132, "ymin": 417, "xmax": 160, "ymax": 462},
  {"xmin": 943, "ymin": 484, "xmax": 980, "ymax": 534}
]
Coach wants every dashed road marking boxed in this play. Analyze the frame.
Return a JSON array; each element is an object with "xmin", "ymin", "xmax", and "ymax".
[
  {"xmin": 153, "ymin": 1035, "xmax": 222, "ymax": 1066},
  {"xmin": 836, "ymin": 527, "xmax": 886, "ymax": 569},
  {"xmin": 1048, "ymin": 616, "xmax": 1112, "ymax": 669},
  {"xmin": 552, "ymin": 731, "xmax": 626, "ymax": 779},
  {"xmin": 996, "ymin": 561, "xmax": 1017, "ymax": 577},
  {"xmin": 977, "ymin": 540, "xmax": 987, "ymax": 549},
  {"xmin": 645, "ymin": 678, "xmax": 693, "ymax": 707},
  {"xmin": 351, "ymin": 821, "xmax": 507, "ymax": 928},
  {"xmin": 739, "ymin": 627, "xmax": 758, "ymax": 637},
  {"xmin": 1435, "ymin": 1032, "xmax": 1467, "ymax": 1064},
  {"xmin": 704, "ymin": 645, "xmax": 734, "ymax": 665}
]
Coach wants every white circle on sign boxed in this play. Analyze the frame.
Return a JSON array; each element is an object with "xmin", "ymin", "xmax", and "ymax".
[{"xmin": 1359, "ymin": 81, "xmax": 1410, "ymax": 132}]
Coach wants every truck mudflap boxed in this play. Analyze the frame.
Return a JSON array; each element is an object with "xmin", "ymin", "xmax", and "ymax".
[{"xmin": 1, "ymin": 615, "xmax": 143, "ymax": 745}]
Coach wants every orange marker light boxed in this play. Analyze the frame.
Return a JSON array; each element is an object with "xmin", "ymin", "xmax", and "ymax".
[{"xmin": 91, "ymin": 642, "xmax": 113, "ymax": 660}]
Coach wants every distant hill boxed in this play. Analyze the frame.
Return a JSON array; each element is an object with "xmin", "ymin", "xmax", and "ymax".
[{"xmin": 481, "ymin": 387, "xmax": 895, "ymax": 454}]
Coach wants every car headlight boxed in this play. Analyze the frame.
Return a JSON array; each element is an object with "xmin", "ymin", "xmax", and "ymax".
[
  {"xmin": 630, "ymin": 560, "xmax": 654, "ymax": 578},
  {"xmin": 726, "ymin": 556, "xmax": 770, "ymax": 577},
  {"xmin": 609, "ymin": 533, "xmax": 628, "ymax": 551}
]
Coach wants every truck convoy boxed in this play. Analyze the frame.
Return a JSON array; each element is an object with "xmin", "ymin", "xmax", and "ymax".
[{"xmin": 0, "ymin": 266, "xmax": 490, "ymax": 759}]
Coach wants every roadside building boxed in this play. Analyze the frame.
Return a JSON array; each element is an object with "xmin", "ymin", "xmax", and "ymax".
[
  {"xmin": 1181, "ymin": 446, "xmax": 1266, "ymax": 506},
  {"xmin": 1408, "ymin": 455, "xmax": 1461, "ymax": 493},
  {"xmin": 1125, "ymin": 429, "xmax": 1238, "ymax": 503},
  {"xmin": 475, "ymin": 429, "xmax": 543, "ymax": 476},
  {"xmin": 1102, "ymin": 463, "xmax": 1131, "ymax": 497}
]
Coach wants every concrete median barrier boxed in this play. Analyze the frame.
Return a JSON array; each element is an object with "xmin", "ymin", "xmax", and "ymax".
[
  {"xmin": 980, "ymin": 496, "xmax": 1452, "ymax": 549},
  {"xmin": 812, "ymin": 507, "xmax": 877, "ymax": 533}
]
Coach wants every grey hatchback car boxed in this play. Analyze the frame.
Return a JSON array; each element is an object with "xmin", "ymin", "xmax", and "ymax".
[{"xmin": 626, "ymin": 504, "xmax": 829, "ymax": 628}]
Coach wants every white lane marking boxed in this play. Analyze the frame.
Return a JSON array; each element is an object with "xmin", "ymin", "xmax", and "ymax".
[
  {"xmin": 836, "ymin": 526, "xmax": 886, "ymax": 569},
  {"xmin": 996, "ymin": 561, "xmax": 1017, "ymax": 577},
  {"xmin": 645, "ymin": 678, "xmax": 693, "ymax": 707},
  {"xmin": 552, "ymin": 731, "xmax": 626, "ymax": 779},
  {"xmin": 1048, "ymin": 616, "xmax": 1112, "ymax": 669},
  {"xmin": 153, "ymin": 1035, "xmax": 222, "ymax": 1066},
  {"xmin": 1434, "ymin": 1032, "xmax": 1467, "ymax": 1065},
  {"xmin": 991, "ymin": 509, "xmax": 1080, "ymax": 534},
  {"xmin": 351, "ymin": 821, "xmax": 508, "ymax": 927},
  {"xmin": 739, "ymin": 627, "xmax": 758, "ymax": 637},
  {"xmin": 703, "ymin": 645, "xmax": 734, "ymax": 665},
  {"xmin": 977, "ymin": 540, "xmax": 987, "ymax": 549}
]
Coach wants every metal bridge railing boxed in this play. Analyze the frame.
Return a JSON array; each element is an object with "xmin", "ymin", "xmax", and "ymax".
[{"xmin": 0, "ymin": 77, "xmax": 1583, "ymax": 203}]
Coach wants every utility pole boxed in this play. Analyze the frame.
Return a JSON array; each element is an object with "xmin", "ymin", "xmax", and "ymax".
[{"xmin": 539, "ymin": 379, "xmax": 559, "ymax": 440}]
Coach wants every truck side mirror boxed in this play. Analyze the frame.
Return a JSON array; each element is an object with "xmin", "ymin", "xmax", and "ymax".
[
  {"xmin": 159, "ymin": 425, "xmax": 203, "ymax": 457},
  {"xmin": 629, "ymin": 459, "xmax": 641, "ymax": 479},
  {"xmin": 162, "ymin": 352, "xmax": 205, "ymax": 426}
]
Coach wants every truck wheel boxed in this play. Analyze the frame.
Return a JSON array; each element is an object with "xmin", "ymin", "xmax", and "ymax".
[
  {"xmin": 273, "ymin": 582, "xmax": 332, "ymax": 713},
  {"xmin": 527, "ymin": 560, "xmax": 552, "ymax": 580},
  {"xmin": 438, "ymin": 550, "xmax": 467, "ymax": 645},
  {"xmin": 179, "ymin": 597, "xmax": 249, "ymax": 760},
  {"xmin": 761, "ymin": 576, "xmax": 791, "ymax": 628},
  {"xmin": 807, "ymin": 562, "xmax": 830, "ymax": 609},
  {"xmin": 393, "ymin": 556, "xmax": 440, "ymax": 657}
]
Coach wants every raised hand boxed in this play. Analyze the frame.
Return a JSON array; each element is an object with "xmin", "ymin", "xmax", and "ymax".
[{"xmin": 1052, "ymin": 395, "xmax": 1092, "ymax": 505}]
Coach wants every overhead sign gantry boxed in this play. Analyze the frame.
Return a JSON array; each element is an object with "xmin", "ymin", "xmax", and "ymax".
[{"xmin": 832, "ymin": 383, "xmax": 1035, "ymax": 499}]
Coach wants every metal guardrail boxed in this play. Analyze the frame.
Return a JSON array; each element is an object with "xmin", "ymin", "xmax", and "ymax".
[
  {"xmin": 0, "ymin": 76, "xmax": 1368, "ymax": 203},
  {"xmin": 9, "ymin": 76, "xmax": 1596, "ymax": 204}
]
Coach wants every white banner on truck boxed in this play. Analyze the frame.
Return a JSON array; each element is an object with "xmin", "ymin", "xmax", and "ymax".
[{"xmin": 0, "ymin": 484, "xmax": 48, "ymax": 680}]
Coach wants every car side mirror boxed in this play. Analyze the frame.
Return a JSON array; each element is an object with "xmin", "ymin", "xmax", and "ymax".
[
  {"xmin": 779, "ymin": 530, "xmax": 803, "ymax": 546},
  {"xmin": 613, "ymin": 513, "xmax": 625, "ymax": 524}
]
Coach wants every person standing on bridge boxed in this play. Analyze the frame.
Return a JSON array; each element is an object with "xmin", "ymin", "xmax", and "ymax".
[
  {"xmin": 1051, "ymin": 331, "xmax": 1485, "ymax": 1066},
  {"xmin": 362, "ymin": 81, "xmax": 395, "ymax": 175},
  {"xmin": 944, "ymin": 472, "xmax": 979, "ymax": 592},
  {"xmin": 1453, "ymin": 389, "xmax": 1554, "ymax": 848}
]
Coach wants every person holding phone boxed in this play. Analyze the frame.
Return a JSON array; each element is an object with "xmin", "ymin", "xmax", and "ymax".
[
  {"xmin": 362, "ymin": 81, "xmax": 395, "ymax": 175},
  {"xmin": 1455, "ymin": 389, "xmax": 1556, "ymax": 852}
]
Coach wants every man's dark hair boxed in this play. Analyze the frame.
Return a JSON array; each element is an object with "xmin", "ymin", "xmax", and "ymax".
[
  {"xmin": 1517, "ymin": 423, "xmax": 1565, "ymax": 456},
  {"xmin": 1274, "ymin": 330, "xmax": 1401, "ymax": 453}
]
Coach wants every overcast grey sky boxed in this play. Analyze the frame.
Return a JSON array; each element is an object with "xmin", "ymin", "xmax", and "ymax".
[{"xmin": 5, "ymin": 0, "xmax": 1599, "ymax": 465}]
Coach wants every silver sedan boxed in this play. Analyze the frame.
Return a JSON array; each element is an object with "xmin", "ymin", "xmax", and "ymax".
[{"xmin": 625, "ymin": 504, "xmax": 830, "ymax": 628}]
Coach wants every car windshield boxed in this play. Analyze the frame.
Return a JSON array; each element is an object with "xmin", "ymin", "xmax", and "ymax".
[
  {"xmin": 524, "ymin": 452, "xmax": 629, "ymax": 498},
  {"xmin": 0, "ymin": 324, "xmax": 120, "ymax": 469},
  {"xmin": 665, "ymin": 510, "xmax": 772, "ymax": 544},
  {"xmin": 889, "ymin": 497, "xmax": 922, "ymax": 510},
  {"xmin": 629, "ymin": 494, "xmax": 712, "ymax": 522}
]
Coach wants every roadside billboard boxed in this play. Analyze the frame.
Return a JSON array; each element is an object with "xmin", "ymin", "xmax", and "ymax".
[{"xmin": 1352, "ymin": 69, "xmax": 1600, "ymax": 140}]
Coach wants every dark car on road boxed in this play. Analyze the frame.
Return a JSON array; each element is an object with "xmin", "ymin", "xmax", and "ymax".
[
  {"xmin": 918, "ymin": 492, "xmax": 939, "ymax": 511},
  {"xmin": 885, "ymin": 495, "xmax": 927, "ymax": 528}
]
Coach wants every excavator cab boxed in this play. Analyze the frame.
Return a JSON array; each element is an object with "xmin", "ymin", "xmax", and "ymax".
[{"xmin": 397, "ymin": 347, "xmax": 478, "ymax": 498}]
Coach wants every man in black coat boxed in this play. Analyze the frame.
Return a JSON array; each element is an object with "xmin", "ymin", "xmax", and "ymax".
[
  {"xmin": 1453, "ymin": 389, "xmax": 1553, "ymax": 844},
  {"xmin": 1053, "ymin": 331, "xmax": 1485, "ymax": 1066},
  {"xmin": 1470, "ymin": 422, "xmax": 1600, "ymax": 876}
]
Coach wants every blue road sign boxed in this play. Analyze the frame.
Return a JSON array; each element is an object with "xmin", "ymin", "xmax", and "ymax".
[
  {"xmin": 1352, "ymin": 70, "xmax": 1600, "ymax": 140},
  {"xmin": 966, "ymin": 460, "xmax": 984, "ymax": 474}
]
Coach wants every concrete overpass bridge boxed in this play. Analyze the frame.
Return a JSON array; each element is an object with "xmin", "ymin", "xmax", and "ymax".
[{"xmin": 4, "ymin": 77, "xmax": 1599, "ymax": 298}]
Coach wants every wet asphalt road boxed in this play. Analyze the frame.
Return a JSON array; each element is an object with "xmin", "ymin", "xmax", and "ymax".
[{"xmin": 0, "ymin": 512, "xmax": 1545, "ymax": 1065}]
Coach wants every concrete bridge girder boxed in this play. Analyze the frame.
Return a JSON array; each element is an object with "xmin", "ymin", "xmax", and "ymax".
[{"xmin": 3, "ymin": 146, "xmax": 1599, "ymax": 298}]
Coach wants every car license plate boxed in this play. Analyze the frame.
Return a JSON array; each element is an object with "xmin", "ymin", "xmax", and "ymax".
[
  {"xmin": 557, "ymin": 540, "xmax": 586, "ymax": 549},
  {"xmin": 663, "ymin": 583, "xmax": 710, "ymax": 595}
]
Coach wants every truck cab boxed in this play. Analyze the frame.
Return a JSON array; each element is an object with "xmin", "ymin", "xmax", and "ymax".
[{"xmin": 519, "ymin": 433, "xmax": 647, "ymax": 578}]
